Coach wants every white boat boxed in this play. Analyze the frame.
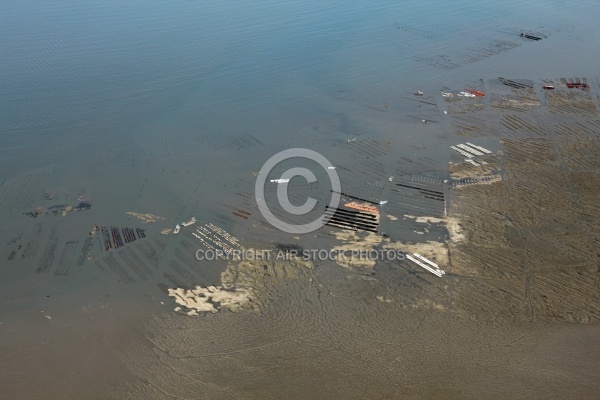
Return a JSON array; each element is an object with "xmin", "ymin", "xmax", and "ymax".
[
  {"xmin": 270, "ymin": 178, "xmax": 290, "ymax": 183},
  {"xmin": 173, "ymin": 224, "xmax": 181, "ymax": 234},
  {"xmin": 182, "ymin": 217, "xmax": 196, "ymax": 227}
]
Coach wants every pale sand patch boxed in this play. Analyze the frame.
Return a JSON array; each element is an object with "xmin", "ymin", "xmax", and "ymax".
[
  {"xmin": 168, "ymin": 286, "xmax": 252, "ymax": 316},
  {"xmin": 376, "ymin": 295, "xmax": 393, "ymax": 303},
  {"xmin": 126, "ymin": 211, "xmax": 164, "ymax": 223},
  {"xmin": 404, "ymin": 214, "xmax": 464, "ymax": 243},
  {"xmin": 330, "ymin": 231, "xmax": 383, "ymax": 269},
  {"xmin": 412, "ymin": 298, "xmax": 447, "ymax": 312},
  {"xmin": 445, "ymin": 216, "xmax": 465, "ymax": 243},
  {"xmin": 384, "ymin": 240, "xmax": 449, "ymax": 267},
  {"xmin": 170, "ymin": 249, "xmax": 313, "ymax": 315},
  {"xmin": 330, "ymin": 226, "xmax": 454, "ymax": 269},
  {"xmin": 396, "ymin": 214, "xmax": 464, "ymax": 268}
]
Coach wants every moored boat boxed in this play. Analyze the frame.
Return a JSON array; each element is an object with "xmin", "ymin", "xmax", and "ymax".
[{"xmin": 464, "ymin": 89, "xmax": 485, "ymax": 97}]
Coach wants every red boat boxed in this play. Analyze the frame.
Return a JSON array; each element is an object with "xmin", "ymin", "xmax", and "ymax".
[
  {"xmin": 464, "ymin": 89, "xmax": 485, "ymax": 97},
  {"xmin": 566, "ymin": 82, "xmax": 589, "ymax": 89}
]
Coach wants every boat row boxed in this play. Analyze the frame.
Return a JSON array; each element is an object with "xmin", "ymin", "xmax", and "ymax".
[
  {"xmin": 465, "ymin": 142, "xmax": 491, "ymax": 154},
  {"xmin": 450, "ymin": 146, "xmax": 474, "ymax": 158},
  {"xmin": 451, "ymin": 142, "xmax": 492, "ymax": 160},
  {"xmin": 406, "ymin": 253, "xmax": 445, "ymax": 277},
  {"xmin": 456, "ymin": 143, "xmax": 484, "ymax": 156}
]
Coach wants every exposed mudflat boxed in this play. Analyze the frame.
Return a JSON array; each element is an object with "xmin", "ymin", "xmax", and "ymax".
[
  {"xmin": 446, "ymin": 80, "xmax": 600, "ymax": 326},
  {"xmin": 113, "ymin": 78, "xmax": 600, "ymax": 398}
]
